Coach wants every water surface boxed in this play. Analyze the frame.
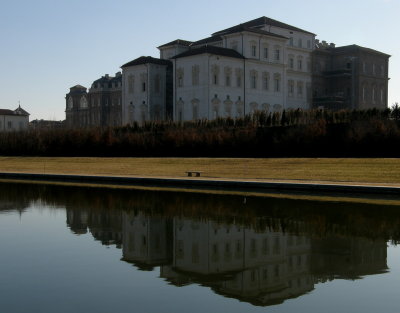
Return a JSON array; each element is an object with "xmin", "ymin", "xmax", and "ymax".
[{"xmin": 0, "ymin": 182, "xmax": 399, "ymax": 313}]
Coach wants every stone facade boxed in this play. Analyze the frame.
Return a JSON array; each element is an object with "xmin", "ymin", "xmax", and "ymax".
[
  {"xmin": 65, "ymin": 73, "xmax": 122, "ymax": 128},
  {"xmin": 158, "ymin": 17, "xmax": 315, "ymax": 121},
  {"xmin": 121, "ymin": 57, "xmax": 172, "ymax": 125},
  {"xmin": 312, "ymin": 42, "xmax": 390, "ymax": 110},
  {"xmin": 66, "ymin": 16, "xmax": 390, "ymax": 127}
]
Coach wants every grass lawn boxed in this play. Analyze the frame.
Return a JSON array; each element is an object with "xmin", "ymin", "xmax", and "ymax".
[{"xmin": 0, "ymin": 157, "xmax": 399, "ymax": 185}]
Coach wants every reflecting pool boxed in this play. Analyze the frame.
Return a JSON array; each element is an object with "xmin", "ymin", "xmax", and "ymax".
[{"xmin": 0, "ymin": 181, "xmax": 400, "ymax": 313}]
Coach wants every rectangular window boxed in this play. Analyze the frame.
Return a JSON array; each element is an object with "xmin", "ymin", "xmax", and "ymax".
[
  {"xmin": 273, "ymin": 237, "xmax": 280, "ymax": 254},
  {"xmin": 289, "ymin": 81, "xmax": 294, "ymax": 95},
  {"xmin": 192, "ymin": 243, "xmax": 199, "ymax": 264},
  {"xmin": 142, "ymin": 82, "xmax": 146, "ymax": 92},
  {"xmin": 154, "ymin": 77, "xmax": 160, "ymax": 93},
  {"xmin": 262, "ymin": 238, "xmax": 269, "ymax": 255},
  {"xmin": 128, "ymin": 76, "xmax": 134, "ymax": 94},
  {"xmin": 289, "ymin": 37, "xmax": 293, "ymax": 46},
  {"xmin": 263, "ymin": 47, "xmax": 268, "ymax": 59},
  {"xmin": 298, "ymin": 59, "xmax": 302, "ymax": 70},
  {"xmin": 298, "ymin": 83, "xmax": 303, "ymax": 96},
  {"xmin": 226, "ymin": 75, "xmax": 230, "ymax": 87},
  {"xmin": 251, "ymin": 45, "xmax": 257, "ymax": 57},
  {"xmin": 177, "ymin": 240, "xmax": 184, "ymax": 259},
  {"xmin": 275, "ymin": 78, "xmax": 280, "ymax": 92},
  {"xmin": 289, "ymin": 58, "xmax": 294, "ymax": 69},
  {"xmin": 213, "ymin": 74, "xmax": 218, "ymax": 85},
  {"xmin": 192, "ymin": 66, "xmax": 199, "ymax": 86},
  {"xmin": 275, "ymin": 49, "xmax": 280, "ymax": 61},
  {"xmin": 237, "ymin": 76, "xmax": 241, "ymax": 88},
  {"xmin": 307, "ymin": 40, "xmax": 311, "ymax": 49},
  {"xmin": 251, "ymin": 75, "xmax": 257, "ymax": 89},
  {"xmin": 263, "ymin": 77, "xmax": 269, "ymax": 90},
  {"xmin": 8, "ymin": 121, "xmax": 12, "ymax": 129},
  {"xmin": 298, "ymin": 38, "xmax": 302, "ymax": 48}
]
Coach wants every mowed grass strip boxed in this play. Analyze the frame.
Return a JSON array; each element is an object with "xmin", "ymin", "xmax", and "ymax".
[{"xmin": 0, "ymin": 157, "xmax": 399, "ymax": 184}]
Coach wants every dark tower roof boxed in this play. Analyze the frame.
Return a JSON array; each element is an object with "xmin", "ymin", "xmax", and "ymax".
[
  {"xmin": 173, "ymin": 46, "xmax": 245, "ymax": 60},
  {"xmin": 121, "ymin": 56, "xmax": 172, "ymax": 68},
  {"xmin": 212, "ymin": 16, "xmax": 315, "ymax": 36},
  {"xmin": 158, "ymin": 39, "xmax": 193, "ymax": 48}
]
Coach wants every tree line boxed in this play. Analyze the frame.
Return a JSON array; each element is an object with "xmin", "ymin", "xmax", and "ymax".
[{"xmin": 1, "ymin": 107, "xmax": 400, "ymax": 157}]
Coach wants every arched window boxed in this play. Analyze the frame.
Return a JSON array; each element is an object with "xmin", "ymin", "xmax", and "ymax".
[
  {"xmin": 176, "ymin": 98, "xmax": 184, "ymax": 122},
  {"xmin": 80, "ymin": 96, "xmax": 88, "ymax": 109},
  {"xmin": 262, "ymin": 103, "xmax": 270, "ymax": 112},
  {"xmin": 236, "ymin": 98, "xmax": 244, "ymax": 117},
  {"xmin": 67, "ymin": 97, "xmax": 73, "ymax": 110},
  {"xmin": 250, "ymin": 102, "xmax": 258, "ymax": 113},
  {"xmin": 191, "ymin": 98, "xmax": 199, "ymax": 120},
  {"xmin": 211, "ymin": 95, "xmax": 221, "ymax": 118},
  {"xmin": 224, "ymin": 96, "xmax": 233, "ymax": 117}
]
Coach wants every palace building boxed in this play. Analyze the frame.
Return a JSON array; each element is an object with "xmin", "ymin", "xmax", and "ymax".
[{"xmin": 66, "ymin": 16, "xmax": 390, "ymax": 127}]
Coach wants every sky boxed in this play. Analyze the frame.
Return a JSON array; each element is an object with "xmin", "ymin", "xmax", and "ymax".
[{"xmin": 0, "ymin": 0, "xmax": 398, "ymax": 121}]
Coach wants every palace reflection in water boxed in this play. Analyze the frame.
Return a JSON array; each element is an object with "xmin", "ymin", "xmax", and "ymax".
[{"xmin": 65, "ymin": 202, "xmax": 387, "ymax": 307}]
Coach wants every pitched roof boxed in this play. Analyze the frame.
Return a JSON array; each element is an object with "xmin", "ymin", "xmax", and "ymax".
[
  {"xmin": 121, "ymin": 56, "xmax": 172, "ymax": 68},
  {"xmin": 222, "ymin": 25, "xmax": 288, "ymax": 39},
  {"xmin": 158, "ymin": 39, "xmax": 193, "ymax": 48},
  {"xmin": 0, "ymin": 106, "xmax": 29, "ymax": 116},
  {"xmin": 213, "ymin": 16, "xmax": 315, "ymax": 36},
  {"xmin": 172, "ymin": 45, "xmax": 245, "ymax": 60},
  {"xmin": 14, "ymin": 106, "xmax": 30, "ymax": 116},
  {"xmin": 191, "ymin": 35, "xmax": 222, "ymax": 46},
  {"xmin": 0, "ymin": 109, "xmax": 14, "ymax": 116}
]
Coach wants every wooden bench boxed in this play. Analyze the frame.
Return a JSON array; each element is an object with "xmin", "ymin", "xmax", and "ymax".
[{"xmin": 186, "ymin": 171, "xmax": 202, "ymax": 177}]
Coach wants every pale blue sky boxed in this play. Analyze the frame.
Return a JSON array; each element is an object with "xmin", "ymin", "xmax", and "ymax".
[{"xmin": 0, "ymin": 0, "xmax": 398, "ymax": 120}]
